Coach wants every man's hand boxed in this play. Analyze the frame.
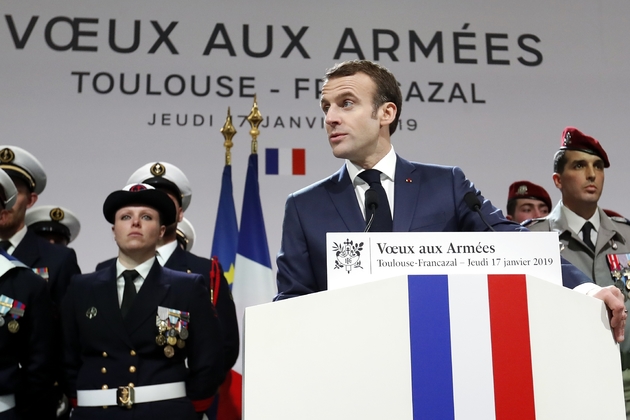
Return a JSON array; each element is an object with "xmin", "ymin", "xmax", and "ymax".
[{"xmin": 593, "ymin": 285, "xmax": 627, "ymax": 342}]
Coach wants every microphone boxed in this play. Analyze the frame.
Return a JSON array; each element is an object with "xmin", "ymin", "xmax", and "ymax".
[
  {"xmin": 463, "ymin": 192, "xmax": 496, "ymax": 232},
  {"xmin": 364, "ymin": 188, "xmax": 379, "ymax": 232}
]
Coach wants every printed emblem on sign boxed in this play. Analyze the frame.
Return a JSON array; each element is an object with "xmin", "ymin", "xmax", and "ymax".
[
  {"xmin": 0, "ymin": 148, "xmax": 15, "ymax": 163},
  {"xmin": 332, "ymin": 239, "xmax": 364, "ymax": 273},
  {"xmin": 50, "ymin": 207, "xmax": 65, "ymax": 221},
  {"xmin": 517, "ymin": 185, "xmax": 528, "ymax": 195},
  {"xmin": 151, "ymin": 163, "xmax": 165, "ymax": 177}
]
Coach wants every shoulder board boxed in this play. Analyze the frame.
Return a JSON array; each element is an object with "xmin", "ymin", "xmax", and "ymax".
[{"xmin": 610, "ymin": 216, "xmax": 630, "ymax": 226}]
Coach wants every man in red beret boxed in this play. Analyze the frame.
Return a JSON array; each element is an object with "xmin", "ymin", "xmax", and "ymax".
[
  {"xmin": 526, "ymin": 126, "xmax": 630, "ymax": 415},
  {"xmin": 506, "ymin": 180, "xmax": 552, "ymax": 224}
]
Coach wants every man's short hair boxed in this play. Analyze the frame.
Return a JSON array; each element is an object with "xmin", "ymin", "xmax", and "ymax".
[
  {"xmin": 322, "ymin": 60, "xmax": 403, "ymax": 136},
  {"xmin": 553, "ymin": 149, "xmax": 567, "ymax": 174}
]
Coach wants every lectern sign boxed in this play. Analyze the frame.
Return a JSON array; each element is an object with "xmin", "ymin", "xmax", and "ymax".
[{"xmin": 327, "ymin": 232, "xmax": 562, "ymax": 290}]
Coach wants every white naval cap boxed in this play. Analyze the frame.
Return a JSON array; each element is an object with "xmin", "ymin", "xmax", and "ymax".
[
  {"xmin": 126, "ymin": 162, "xmax": 192, "ymax": 211},
  {"xmin": 176, "ymin": 217, "xmax": 196, "ymax": 252},
  {"xmin": 0, "ymin": 169, "xmax": 17, "ymax": 210},
  {"xmin": 25, "ymin": 205, "xmax": 81, "ymax": 243},
  {"xmin": 0, "ymin": 145, "xmax": 47, "ymax": 195}
]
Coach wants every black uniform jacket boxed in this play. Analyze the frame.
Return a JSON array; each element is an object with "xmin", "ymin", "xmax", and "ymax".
[{"xmin": 61, "ymin": 261, "xmax": 224, "ymax": 420}]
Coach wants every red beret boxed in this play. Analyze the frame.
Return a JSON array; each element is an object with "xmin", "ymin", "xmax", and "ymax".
[
  {"xmin": 560, "ymin": 127, "xmax": 610, "ymax": 168},
  {"xmin": 507, "ymin": 180, "xmax": 552, "ymax": 210},
  {"xmin": 603, "ymin": 209, "xmax": 624, "ymax": 218}
]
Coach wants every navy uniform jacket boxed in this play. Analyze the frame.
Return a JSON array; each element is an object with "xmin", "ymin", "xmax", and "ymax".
[
  {"xmin": 0, "ymin": 260, "xmax": 55, "ymax": 420},
  {"xmin": 62, "ymin": 261, "xmax": 224, "ymax": 420},
  {"xmin": 13, "ymin": 229, "xmax": 81, "ymax": 307},
  {"xmin": 96, "ymin": 247, "xmax": 239, "ymax": 375},
  {"xmin": 276, "ymin": 156, "xmax": 590, "ymax": 300}
]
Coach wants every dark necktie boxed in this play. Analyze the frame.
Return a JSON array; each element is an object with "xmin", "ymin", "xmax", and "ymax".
[
  {"xmin": 0, "ymin": 241, "xmax": 11, "ymax": 252},
  {"xmin": 358, "ymin": 169, "xmax": 393, "ymax": 232},
  {"xmin": 120, "ymin": 269, "xmax": 139, "ymax": 318},
  {"xmin": 581, "ymin": 222, "xmax": 596, "ymax": 251}
]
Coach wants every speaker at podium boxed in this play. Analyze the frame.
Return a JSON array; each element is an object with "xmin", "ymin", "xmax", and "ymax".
[{"xmin": 243, "ymin": 232, "xmax": 625, "ymax": 419}]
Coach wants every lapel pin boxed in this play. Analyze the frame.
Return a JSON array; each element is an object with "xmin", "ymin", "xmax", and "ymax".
[
  {"xmin": 405, "ymin": 178, "xmax": 413, "ymax": 183},
  {"xmin": 86, "ymin": 307, "xmax": 98, "ymax": 319}
]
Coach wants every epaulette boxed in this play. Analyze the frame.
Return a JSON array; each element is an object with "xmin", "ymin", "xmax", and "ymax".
[
  {"xmin": 521, "ymin": 217, "xmax": 546, "ymax": 228},
  {"xmin": 610, "ymin": 216, "xmax": 630, "ymax": 226}
]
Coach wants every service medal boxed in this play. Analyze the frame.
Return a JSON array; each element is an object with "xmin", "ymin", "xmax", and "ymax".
[
  {"xmin": 164, "ymin": 345, "xmax": 175, "ymax": 358},
  {"xmin": 179, "ymin": 328, "xmax": 189, "ymax": 340},
  {"xmin": 156, "ymin": 334, "xmax": 167, "ymax": 346},
  {"xmin": 176, "ymin": 339, "xmax": 185, "ymax": 349},
  {"xmin": 7, "ymin": 319, "xmax": 19, "ymax": 333},
  {"xmin": 167, "ymin": 335, "xmax": 177, "ymax": 346}
]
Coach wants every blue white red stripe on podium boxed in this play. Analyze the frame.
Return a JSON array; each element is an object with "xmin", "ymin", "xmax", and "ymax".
[{"xmin": 408, "ymin": 274, "xmax": 535, "ymax": 420}]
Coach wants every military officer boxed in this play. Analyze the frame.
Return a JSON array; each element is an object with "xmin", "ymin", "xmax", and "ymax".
[
  {"xmin": 0, "ymin": 146, "xmax": 81, "ymax": 307},
  {"xmin": 505, "ymin": 180, "xmax": 552, "ymax": 224},
  {"xmin": 62, "ymin": 183, "xmax": 224, "ymax": 419},
  {"xmin": 0, "ymin": 168, "xmax": 56, "ymax": 419},
  {"xmin": 26, "ymin": 205, "xmax": 81, "ymax": 246},
  {"xmin": 176, "ymin": 218, "xmax": 195, "ymax": 252},
  {"xmin": 525, "ymin": 127, "xmax": 630, "ymax": 417},
  {"xmin": 96, "ymin": 162, "xmax": 239, "ymax": 378}
]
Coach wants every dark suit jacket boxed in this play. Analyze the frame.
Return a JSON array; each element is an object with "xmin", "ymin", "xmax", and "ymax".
[
  {"xmin": 0, "ymin": 262, "xmax": 55, "ymax": 419},
  {"xmin": 96, "ymin": 247, "xmax": 239, "ymax": 375},
  {"xmin": 13, "ymin": 229, "xmax": 81, "ymax": 308},
  {"xmin": 61, "ymin": 261, "xmax": 224, "ymax": 420},
  {"xmin": 275, "ymin": 156, "xmax": 589, "ymax": 300}
]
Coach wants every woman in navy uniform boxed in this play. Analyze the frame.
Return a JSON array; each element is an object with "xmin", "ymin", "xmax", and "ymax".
[
  {"xmin": 0, "ymin": 168, "xmax": 55, "ymax": 420},
  {"xmin": 61, "ymin": 184, "xmax": 224, "ymax": 419}
]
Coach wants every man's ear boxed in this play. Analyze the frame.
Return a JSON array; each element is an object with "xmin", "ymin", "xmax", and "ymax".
[
  {"xmin": 26, "ymin": 192, "xmax": 38, "ymax": 209},
  {"xmin": 380, "ymin": 102, "xmax": 397, "ymax": 127},
  {"xmin": 552, "ymin": 173, "xmax": 562, "ymax": 190}
]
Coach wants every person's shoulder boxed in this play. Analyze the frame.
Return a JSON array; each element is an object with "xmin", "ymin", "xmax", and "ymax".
[
  {"xmin": 521, "ymin": 217, "xmax": 551, "ymax": 230},
  {"xmin": 95, "ymin": 257, "xmax": 116, "ymax": 271},
  {"xmin": 610, "ymin": 215, "xmax": 630, "ymax": 226},
  {"xmin": 161, "ymin": 265, "xmax": 203, "ymax": 283},
  {"xmin": 291, "ymin": 169, "xmax": 343, "ymax": 198},
  {"xmin": 609, "ymin": 216, "xmax": 630, "ymax": 235}
]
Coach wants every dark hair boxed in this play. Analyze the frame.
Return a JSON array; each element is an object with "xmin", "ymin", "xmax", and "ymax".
[
  {"xmin": 322, "ymin": 60, "xmax": 402, "ymax": 136},
  {"xmin": 506, "ymin": 199, "xmax": 517, "ymax": 217},
  {"xmin": 553, "ymin": 150, "xmax": 567, "ymax": 174}
]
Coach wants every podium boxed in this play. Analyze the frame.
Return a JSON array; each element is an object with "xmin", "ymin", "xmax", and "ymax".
[{"xmin": 243, "ymin": 273, "xmax": 625, "ymax": 419}]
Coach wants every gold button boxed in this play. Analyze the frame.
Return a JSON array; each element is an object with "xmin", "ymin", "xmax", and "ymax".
[
  {"xmin": 130, "ymin": 350, "xmax": 136, "ymax": 356},
  {"xmin": 102, "ymin": 385, "xmax": 108, "ymax": 390},
  {"xmin": 186, "ymin": 269, "xmax": 191, "ymax": 273},
  {"xmin": 102, "ymin": 352, "xmax": 108, "ymax": 358},
  {"xmin": 128, "ymin": 383, "xmax": 134, "ymax": 387},
  {"xmin": 101, "ymin": 367, "xmax": 107, "ymax": 374},
  {"xmin": 129, "ymin": 366, "xmax": 136, "ymax": 373}
]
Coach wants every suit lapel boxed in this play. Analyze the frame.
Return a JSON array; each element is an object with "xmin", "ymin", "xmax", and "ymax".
[
  {"xmin": 124, "ymin": 260, "xmax": 170, "ymax": 335},
  {"xmin": 326, "ymin": 165, "xmax": 365, "ymax": 232},
  {"xmin": 93, "ymin": 265, "xmax": 134, "ymax": 347},
  {"xmin": 392, "ymin": 156, "xmax": 420, "ymax": 232},
  {"xmin": 596, "ymin": 207, "xmax": 626, "ymax": 253}
]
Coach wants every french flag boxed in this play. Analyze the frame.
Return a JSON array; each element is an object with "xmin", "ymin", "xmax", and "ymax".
[
  {"xmin": 407, "ymin": 273, "xmax": 623, "ymax": 419},
  {"xmin": 265, "ymin": 148, "xmax": 305, "ymax": 175},
  {"xmin": 410, "ymin": 274, "xmax": 535, "ymax": 420}
]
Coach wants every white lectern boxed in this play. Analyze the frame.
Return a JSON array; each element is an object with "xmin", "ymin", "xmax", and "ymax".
[{"xmin": 243, "ymin": 273, "xmax": 624, "ymax": 420}]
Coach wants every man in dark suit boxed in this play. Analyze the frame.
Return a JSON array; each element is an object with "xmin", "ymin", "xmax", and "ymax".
[
  {"xmin": 274, "ymin": 60, "xmax": 627, "ymax": 341},
  {"xmin": 96, "ymin": 162, "xmax": 239, "ymax": 377},
  {"xmin": 62, "ymin": 183, "xmax": 224, "ymax": 419},
  {"xmin": 0, "ymin": 146, "xmax": 81, "ymax": 307},
  {"xmin": 0, "ymin": 168, "xmax": 56, "ymax": 420}
]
